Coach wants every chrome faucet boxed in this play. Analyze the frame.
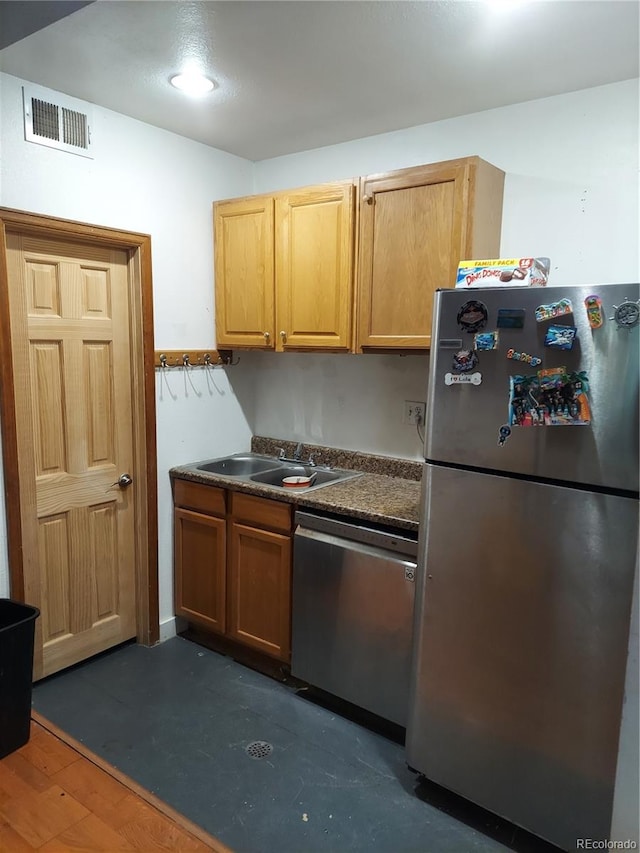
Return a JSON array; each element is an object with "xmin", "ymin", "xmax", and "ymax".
[{"xmin": 277, "ymin": 443, "xmax": 318, "ymax": 466}]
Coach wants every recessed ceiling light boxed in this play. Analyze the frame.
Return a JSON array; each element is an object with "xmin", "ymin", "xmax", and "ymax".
[{"xmin": 170, "ymin": 72, "xmax": 216, "ymax": 97}]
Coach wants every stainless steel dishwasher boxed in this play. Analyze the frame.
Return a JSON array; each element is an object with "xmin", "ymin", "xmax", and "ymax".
[{"xmin": 292, "ymin": 511, "xmax": 417, "ymax": 727}]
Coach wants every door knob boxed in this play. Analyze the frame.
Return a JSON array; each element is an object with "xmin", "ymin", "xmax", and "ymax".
[{"xmin": 112, "ymin": 473, "xmax": 133, "ymax": 488}]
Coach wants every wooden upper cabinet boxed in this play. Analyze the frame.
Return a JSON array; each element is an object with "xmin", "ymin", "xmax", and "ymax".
[
  {"xmin": 214, "ymin": 195, "xmax": 275, "ymax": 349},
  {"xmin": 213, "ymin": 182, "xmax": 356, "ymax": 352},
  {"xmin": 357, "ymin": 157, "xmax": 505, "ymax": 350},
  {"xmin": 275, "ymin": 182, "xmax": 355, "ymax": 351}
]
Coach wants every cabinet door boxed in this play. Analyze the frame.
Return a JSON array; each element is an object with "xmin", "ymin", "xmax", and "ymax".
[
  {"xmin": 357, "ymin": 157, "xmax": 503, "ymax": 350},
  {"xmin": 174, "ymin": 508, "xmax": 226, "ymax": 634},
  {"xmin": 227, "ymin": 521, "xmax": 291, "ymax": 661},
  {"xmin": 214, "ymin": 195, "xmax": 275, "ymax": 348},
  {"xmin": 275, "ymin": 182, "xmax": 355, "ymax": 351}
]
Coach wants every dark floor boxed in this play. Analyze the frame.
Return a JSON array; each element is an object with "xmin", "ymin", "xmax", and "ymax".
[{"xmin": 32, "ymin": 638, "xmax": 560, "ymax": 853}]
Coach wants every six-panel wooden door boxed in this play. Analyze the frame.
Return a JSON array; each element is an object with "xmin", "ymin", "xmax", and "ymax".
[{"xmin": 6, "ymin": 234, "xmax": 138, "ymax": 678}]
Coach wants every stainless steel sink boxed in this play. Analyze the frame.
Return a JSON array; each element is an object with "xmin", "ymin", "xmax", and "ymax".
[
  {"xmin": 197, "ymin": 455, "xmax": 283, "ymax": 476},
  {"xmin": 250, "ymin": 466, "xmax": 343, "ymax": 487},
  {"xmin": 193, "ymin": 453, "xmax": 362, "ymax": 493}
]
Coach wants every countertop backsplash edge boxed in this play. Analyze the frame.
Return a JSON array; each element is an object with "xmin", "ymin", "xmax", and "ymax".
[{"xmin": 251, "ymin": 435, "xmax": 423, "ymax": 481}]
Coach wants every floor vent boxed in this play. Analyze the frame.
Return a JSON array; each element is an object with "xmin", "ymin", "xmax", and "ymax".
[
  {"xmin": 23, "ymin": 85, "xmax": 93, "ymax": 158},
  {"xmin": 245, "ymin": 741, "xmax": 273, "ymax": 760}
]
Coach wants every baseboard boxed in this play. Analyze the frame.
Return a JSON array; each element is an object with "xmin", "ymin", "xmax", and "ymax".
[{"xmin": 159, "ymin": 615, "xmax": 187, "ymax": 643}]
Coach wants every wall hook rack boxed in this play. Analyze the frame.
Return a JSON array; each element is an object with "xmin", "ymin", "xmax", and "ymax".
[{"xmin": 154, "ymin": 349, "xmax": 236, "ymax": 369}]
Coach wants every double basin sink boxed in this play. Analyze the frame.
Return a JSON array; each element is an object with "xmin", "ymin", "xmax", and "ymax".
[{"xmin": 195, "ymin": 453, "xmax": 362, "ymax": 493}]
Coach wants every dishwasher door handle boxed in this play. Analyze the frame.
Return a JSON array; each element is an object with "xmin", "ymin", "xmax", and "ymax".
[
  {"xmin": 295, "ymin": 525, "xmax": 417, "ymax": 566},
  {"xmin": 294, "ymin": 513, "xmax": 418, "ymax": 558}
]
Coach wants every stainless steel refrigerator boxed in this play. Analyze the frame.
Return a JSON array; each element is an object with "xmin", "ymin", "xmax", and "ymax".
[{"xmin": 406, "ymin": 283, "xmax": 639, "ymax": 851}]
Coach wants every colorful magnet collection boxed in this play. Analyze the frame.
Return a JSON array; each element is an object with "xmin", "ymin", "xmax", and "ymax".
[{"xmin": 445, "ymin": 294, "xmax": 633, "ymax": 440}]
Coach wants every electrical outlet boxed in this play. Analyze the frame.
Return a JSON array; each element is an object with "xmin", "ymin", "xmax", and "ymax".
[{"xmin": 404, "ymin": 401, "xmax": 426, "ymax": 425}]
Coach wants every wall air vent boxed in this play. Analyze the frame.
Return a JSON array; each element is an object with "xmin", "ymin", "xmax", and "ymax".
[{"xmin": 23, "ymin": 85, "xmax": 93, "ymax": 158}]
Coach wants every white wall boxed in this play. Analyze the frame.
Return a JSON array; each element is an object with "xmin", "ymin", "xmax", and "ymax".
[
  {"xmin": 249, "ymin": 80, "xmax": 640, "ymax": 458},
  {"xmin": 0, "ymin": 72, "xmax": 256, "ymax": 628},
  {"xmin": 238, "ymin": 351, "xmax": 429, "ymax": 459},
  {"xmin": 255, "ymin": 80, "xmax": 639, "ymax": 286}
]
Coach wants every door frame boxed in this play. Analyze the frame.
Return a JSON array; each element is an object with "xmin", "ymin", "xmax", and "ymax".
[{"xmin": 0, "ymin": 207, "xmax": 159, "ymax": 646}]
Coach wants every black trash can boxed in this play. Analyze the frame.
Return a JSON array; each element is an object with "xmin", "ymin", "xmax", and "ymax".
[{"xmin": 0, "ymin": 599, "xmax": 40, "ymax": 759}]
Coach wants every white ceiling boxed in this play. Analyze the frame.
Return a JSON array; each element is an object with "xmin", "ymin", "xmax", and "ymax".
[{"xmin": 0, "ymin": 0, "xmax": 638, "ymax": 161}]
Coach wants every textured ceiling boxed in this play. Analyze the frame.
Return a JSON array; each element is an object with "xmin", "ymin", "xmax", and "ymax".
[
  {"xmin": 0, "ymin": 1, "xmax": 94, "ymax": 50},
  {"xmin": 0, "ymin": 0, "xmax": 638, "ymax": 161}
]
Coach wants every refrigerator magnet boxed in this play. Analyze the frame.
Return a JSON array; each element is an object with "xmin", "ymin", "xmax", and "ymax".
[
  {"xmin": 544, "ymin": 325, "xmax": 577, "ymax": 350},
  {"xmin": 474, "ymin": 331, "xmax": 499, "ymax": 350},
  {"xmin": 535, "ymin": 298, "xmax": 573, "ymax": 323},
  {"xmin": 452, "ymin": 349, "xmax": 478, "ymax": 372},
  {"xmin": 445, "ymin": 372, "xmax": 482, "ymax": 386},
  {"xmin": 609, "ymin": 297, "xmax": 640, "ymax": 330},
  {"xmin": 584, "ymin": 295, "xmax": 604, "ymax": 329},
  {"xmin": 497, "ymin": 424, "xmax": 512, "ymax": 447},
  {"xmin": 506, "ymin": 348, "xmax": 542, "ymax": 367},
  {"xmin": 457, "ymin": 300, "xmax": 488, "ymax": 333},
  {"xmin": 496, "ymin": 308, "xmax": 526, "ymax": 329},
  {"xmin": 509, "ymin": 371, "xmax": 591, "ymax": 426}
]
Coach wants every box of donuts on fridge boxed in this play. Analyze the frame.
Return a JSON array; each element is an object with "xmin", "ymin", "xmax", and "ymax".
[{"xmin": 455, "ymin": 257, "xmax": 550, "ymax": 289}]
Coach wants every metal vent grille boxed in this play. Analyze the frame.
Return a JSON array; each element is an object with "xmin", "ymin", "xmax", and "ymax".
[
  {"xmin": 23, "ymin": 86, "xmax": 93, "ymax": 159},
  {"xmin": 62, "ymin": 107, "xmax": 88, "ymax": 148},
  {"xmin": 32, "ymin": 98, "xmax": 59, "ymax": 140}
]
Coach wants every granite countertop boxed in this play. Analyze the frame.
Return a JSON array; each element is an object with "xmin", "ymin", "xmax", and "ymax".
[{"xmin": 170, "ymin": 437, "xmax": 422, "ymax": 533}]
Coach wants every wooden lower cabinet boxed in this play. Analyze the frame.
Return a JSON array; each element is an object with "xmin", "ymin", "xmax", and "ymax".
[
  {"xmin": 227, "ymin": 522, "xmax": 291, "ymax": 660},
  {"xmin": 173, "ymin": 480, "xmax": 293, "ymax": 663},
  {"xmin": 174, "ymin": 507, "xmax": 226, "ymax": 634}
]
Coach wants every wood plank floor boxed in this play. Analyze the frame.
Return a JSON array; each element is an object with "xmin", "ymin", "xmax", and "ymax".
[{"xmin": 0, "ymin": 713, "xmax": 232, "ymax": 852}]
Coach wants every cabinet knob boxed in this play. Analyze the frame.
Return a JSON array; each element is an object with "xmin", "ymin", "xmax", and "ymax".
[
  {"xmin": 280, "ymin": 330, "xmax": 287, "ymax": 342},
  {"xmin": 363, "ymin": 194, "xmax": 374, "ymax": 205},
  {"xmin": 263, "ymin": 331, "xmax": 270, "ymax": 341}
]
